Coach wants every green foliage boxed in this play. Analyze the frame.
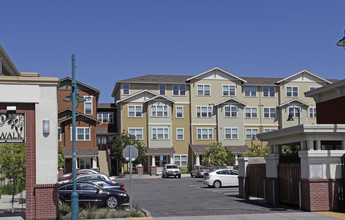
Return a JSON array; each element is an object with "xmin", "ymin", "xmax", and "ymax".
[
  {"xmin": 59, "ymin": 203, "xmax": 71, "ymax": 216},
  {"xmin": 243, "ymin": 144, "xmax": 270, "ymax": 157},
  {"xmin": 58, "ymin": 142, "xmax": 65, "ymax": 169},
  {"xmin": 111, "ymin": 130, "xmax": 147, "ymax": 167},
  {"xmin": 202, "ymin": 142, "xmax": 234, "ymax": 166},
  {"xmin": 179, "ymin": 167, "xmax": 189, "ymax": 174},
  {"xmin": 0, "ymin": 180, "xmax": 25, "ymax": 195}
]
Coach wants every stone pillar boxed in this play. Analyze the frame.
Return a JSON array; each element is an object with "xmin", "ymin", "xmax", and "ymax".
[
  {"xmin": 137, "ymin": 165, "xmax": 144, "ymax": 175},
  {"xmin": 151, "ymin": 155, "xmax": 155, "ymax": 166},
  {"xmin": 307, "ymin": 140, "xmax": 314, "ymax": 151},
  {"xmin": 196, "ymin": 153, "xmax": 200, "ymax": 165},
  {"xmin": 265, "ymin": 146, "xmax": 280, "ymax": 205},
  {"xmin": 301, "ymin": 141, "xmax": 307, "ymax": 151},
  {"xmin": 151, "ymin": 155, "xmax": 157, "ymax": 175}
]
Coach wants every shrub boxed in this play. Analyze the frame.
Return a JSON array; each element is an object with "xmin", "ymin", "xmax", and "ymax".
[
  {"xmin": 179, "ymin": 167, "xmax": 189, "ymax": 174},
  {"xmin": 0, "ymin": 180, "xmax": 25, "ymax": 195}
]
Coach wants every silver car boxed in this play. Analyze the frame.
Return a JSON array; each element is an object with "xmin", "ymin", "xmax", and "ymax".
[{"xmin": 162, "ymin": 164, "xmax": 181, "ymax": 178}]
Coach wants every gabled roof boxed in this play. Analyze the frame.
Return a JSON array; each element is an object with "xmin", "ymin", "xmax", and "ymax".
[
  {"xmin": 186, "ymin": 67, "xmax": 247, "ymax": 83},
  {"xmin": 0, "ymin": 43, "xmax": 20, "ymax": 76},
  {"xmin": 305, "ymin": 78, "xmax": 345, "ymax": 97},
  {"xmin": 214, "ymin": 97, "xmax": 247, "ymax": 106},
  {"xmin": 58, "ymin": 108, "xmax": 99, "ymax": 123},
  {"xmin": 143, "ymin": 95, "xmax": 175, "ymax": 104},
  {"xmin": 278, "ymin": 98, "xmax": 311, "ymax": 108},
  {"xmin": 240, "ymin": 77, "xmax": 281, "ymax": 86},
  {"xmin": 59, "ymin": 77, "xmax": 100, "ymax": 99},
  {"xmin": 116, "ymin": 89, "xmax": 158, "ymax": 104},
  {"xmin": 276, "ymin": 70, "xmax": 331, "ymax": 84}
]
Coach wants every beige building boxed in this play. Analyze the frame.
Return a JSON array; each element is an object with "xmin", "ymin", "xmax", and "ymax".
[{"xmin": 112, "ymin": 67, "xmax": 336, "ymax": 172}]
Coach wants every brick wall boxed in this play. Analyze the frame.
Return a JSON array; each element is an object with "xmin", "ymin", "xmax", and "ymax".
[{"xmin": 33, "ymin": 184, "xmax": 59, "ymax": 219}]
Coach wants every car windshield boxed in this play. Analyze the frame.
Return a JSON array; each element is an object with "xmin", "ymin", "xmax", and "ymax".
[{"xmin": 167, "ymin": 165, "xmax": 178, "ymax": 169}]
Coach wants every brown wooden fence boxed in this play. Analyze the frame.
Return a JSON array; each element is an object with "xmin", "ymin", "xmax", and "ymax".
[
  {"xmin": 247, "ymin": 164, "xmax": 266, "ymax": 198},
  {"xmin": 278, "ymin": 163, "xmax": 300, "ymax": 206}
]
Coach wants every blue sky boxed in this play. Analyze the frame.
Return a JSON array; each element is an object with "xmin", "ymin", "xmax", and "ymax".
[{"xmin": 1, "ymin": 1, "xmax": 345, "ymax": 102}]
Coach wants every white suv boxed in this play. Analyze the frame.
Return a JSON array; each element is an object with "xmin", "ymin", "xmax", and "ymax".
[{"xmin": 162, "ymin": 164, "xmax": 181, "ymax": 178}]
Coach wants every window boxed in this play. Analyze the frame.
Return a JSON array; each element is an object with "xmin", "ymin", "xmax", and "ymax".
[
  {"xmin": 174, "ymin": 155, "xmax": 188, "ymax": 166},
  {"xmin": 263, "ymin": 87, "xmax": 275, "ymax": 97},
  {"xmin": 246, "ymin": 128, "xmax": 258, "ymax": 140},
  {"xmin": 176, "ymin": 106, "xmax": 183, "ymax": 118},
  {"xmin": 225, "ymin": 128, "xmax": 238, "ymax": 139},
  {"xmin": 264, "ymin": 128, "xmax": 277, "ymax": 133},
  {"xmin": 263, "ymin": 107, "xmax": 276, "ymax": 118},
  {"xmin": 245, "ymin": 107, "xmax": 258, "ymax": 118},
  {"xmin": 288, "ymin": 106, "xmax": 301, "ymax": 118},
  {"xmin": 222, "ymin": 85, "xmax": 236, "ymax": 96},
  {"xmin": 73, "ymin": 127, "xmax": 90, "ymax": 141},
  {"xmin": 172, "ymin": 85, "xmax": 186, "ymax": 96},
  {"xmin": 176, "ymin": 128, "xmax": 184, "ymax": 140},
  {"xmin": 79, "ymin": 158, "xmax": 91, "ymax": 169},
  {"xmin": 84, "ymin": 96, "xmax": 93, "ymax": 115},
  {"xmin": 196, "ymin": 106, "xmax": 213, "ymax": 118},
  {"xmin": 152, "ymin": 128, "xmax": 169, "ymax": 140},
  {"xmin": 286, "ymin": 86, "xmax": 298, "ymax": 97},
  {"xmin": 128, "ymin": 105, "xmax": 142, "ymax": 117},
  {"xmin": 151, "ymin": 105, "xmax": 168, "ymax": 117},
  {"xmin": 244, "ymin": 86, "xmax": 257, "ymax": 97},
  {"xmin": 97, "ymin": 112, "xmax": 114, "ymax": 124},
  {"xmin": 159, "ymin": 85, "xmax": 166, "ymax": 95},
  {"xmin": 97, "ymin": 136, "xmax": 107, "ymax": 144},
  {"xmin": 197, "ymin": 128, "xmax": 213, "ymax": 140},
  {"xmin": 123, "ymin": 84, "xmax": 130, "ymax": 95},
  {"xmin": 309, "ymin": 107, "xmax": 316, "ymax": 118},
  {"xmin": 224, "ymin": 105, "xmax": 238, "ymax": 117},
  {"xmin": 309, "ymin": 86, "xmax": 320, "ymax": 91},
  {"xmin": 128, "ymin": 128, "xmax": 143, "ymax": 140},
  {"xmin": 58, "ymin": 127, "xmax": 61, "ymax": 141},
  {"xmin": 197, "ymin": 84, "xmax": 210, "ymax": 96}
]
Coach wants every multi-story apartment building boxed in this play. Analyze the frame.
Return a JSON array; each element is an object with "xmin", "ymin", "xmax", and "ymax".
[
  {"xmin": 58, "ymin": 77, "xmax": 101, "ymax": 173},
  {"xmin": 112, "ymin": 67, "xmax": 336, "ymax": 173}
]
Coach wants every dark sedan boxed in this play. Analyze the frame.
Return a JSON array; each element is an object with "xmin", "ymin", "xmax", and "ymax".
[
  {"xmin": 77, "ymin": 179, "xmax": 125, "ymax": 191},
  {"xmin": 59, "ymin": 182, "xmax": 129, "ymax": 208}
]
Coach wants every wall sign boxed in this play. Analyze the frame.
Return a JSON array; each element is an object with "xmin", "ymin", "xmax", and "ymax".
[{"xmin": 0, "ymin": 113, "xmax": 25, "ymax": 143}]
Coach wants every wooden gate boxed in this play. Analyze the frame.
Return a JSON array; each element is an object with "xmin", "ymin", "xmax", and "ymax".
[
  {"xmin": 247, "ymin": 164, "xmax": 266, "ymax": 198},
  {"xmin": 278, "ymin": 163, "xmax": 300, "ymax": 206}
]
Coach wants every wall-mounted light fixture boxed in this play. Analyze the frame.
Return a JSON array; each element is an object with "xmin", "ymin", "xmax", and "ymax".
[{"xmin": 43, "ymin": 120, "xmax": 50, "ymax": 135}]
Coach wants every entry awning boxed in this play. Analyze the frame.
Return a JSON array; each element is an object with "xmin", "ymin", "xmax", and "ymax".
[
  {"xmin": 190, "ymin": 144, "xmax": 249, "ymax": 155},
  {"xmin": 63, "ymin": 147, "xmax": 99, "ymax": 158},
  {"xmin": 146, "ymin": 147, "xmax": 175, "ymax": 155}
]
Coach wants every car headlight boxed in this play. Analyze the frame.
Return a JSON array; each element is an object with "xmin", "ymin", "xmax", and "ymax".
[{"xmin": 118, "ymin": 193, "xmax": 128, "ymax": 197}]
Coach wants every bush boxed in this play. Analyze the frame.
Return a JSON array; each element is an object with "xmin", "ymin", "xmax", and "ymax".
[
  {"xmin": 0, "ymin": 180, "xmax": 25, "ymax": 195},
  {"xmin": 179, "ymin": 167, "xmax": 189, "ymax": 174}
]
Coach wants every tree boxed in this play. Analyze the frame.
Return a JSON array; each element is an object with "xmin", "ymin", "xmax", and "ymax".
[
  {"xmin": 111, "ymin": 130, "xmax": 147, "ymax": 173},
  {"xmin": 202, "ymin": 142, "xmax": 234, "ymax": 166},
  {"xmin": 58, "ymin": 142, "xmax": 65, "ymax": 169},
  {"xmin": 0, "ymin": 143, "xmax": 26, "ymax": 213},
  {"xmin": 243, "ymin": 144, "xmax": 270, "ymax": 157}
]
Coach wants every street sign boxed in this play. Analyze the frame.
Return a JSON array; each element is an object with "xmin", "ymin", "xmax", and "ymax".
[{"xmin": 123, "ymin": 145, "xmax": 138, "ymax": 161}]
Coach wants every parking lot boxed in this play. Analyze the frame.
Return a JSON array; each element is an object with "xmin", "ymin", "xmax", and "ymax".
[{"xmin": 119, "ymin": 176, "xmax": 302, "ymax": 218}]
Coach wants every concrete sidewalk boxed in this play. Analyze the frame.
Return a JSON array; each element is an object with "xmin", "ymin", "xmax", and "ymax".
[{"xmin": 0, "ymin": 191, "xmax": 25, "ymax": 219}]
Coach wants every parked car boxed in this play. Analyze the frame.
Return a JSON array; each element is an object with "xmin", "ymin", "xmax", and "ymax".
[
  {"xmin": 58, "ymin": 172, "xmax": 88, "ymax": 184},
  {"xmin": 77, "ymin": 169, "xmax": 99, "ymax": 175},
  {"xmin": 162, "ymin": 164, "xmax": 181, "ymax": 178},
  {"xmin": 203, "ymin": 169, "xmax": 239, "ymax": 188},
  {"xmin": 59, "ymin": 182, "xmax": 129, "ymax": 208},
  {"xmin": 73, "ymin": 173, "xmax": 116, "ymax": 183},
  {"xmin": 78, "ymin": 179, "xmax": 125, "ymax": 191},
  {"xmin": 190, "ymin": 165, "xmax": 209, "ymax": 178}
]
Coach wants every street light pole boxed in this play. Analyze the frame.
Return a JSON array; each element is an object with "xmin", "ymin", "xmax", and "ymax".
[{"xmin": 71, "ymin": 53, "xmax": 79, "ymax": 220}]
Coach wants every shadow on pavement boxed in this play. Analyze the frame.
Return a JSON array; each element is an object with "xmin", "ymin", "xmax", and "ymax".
[{"xmin": 234, "ymin": 197, "xmax": 300, "ymax": 212}]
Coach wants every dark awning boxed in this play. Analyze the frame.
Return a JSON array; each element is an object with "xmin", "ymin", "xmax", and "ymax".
[
  {"xmin": 63, "ymin": 147, "xmax": 98, "ymax": 158},
  {"xmin": 146, "ymin": 147, "xmax": 175, "ymax": 155}
]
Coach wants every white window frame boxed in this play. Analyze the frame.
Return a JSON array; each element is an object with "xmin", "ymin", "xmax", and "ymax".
[
  {"xmin": 197, "ymin": 84, "xmax": 211, "ymax": 96},
  {"xmin": 224, "ymin": 128, "xmax": 238, "ymax": 139},
  {"xmin": 151, "ymin": 104, "xmax": 168, "ymax": 117},
  {"xmin": 244, "ymin": 86, "xmax": 257, "ymax": 97},
  {"xmin": 288, "ymin": 106, "xmax": 301, "ymax": 118},
  {"xmin": 309, "ymin": 107, "xmax": 316, "ymax": 118},
  {"xmin": 286, "ymin": 86, "xmax": 299, "ymax": 97},
  {"xmin": 264, "ymin": 128, "xmax": 277, "ymax": 133},
  {"xmin": 176, "ymin": 106, "xmax": 184, "ymax": 118},
  {"xmin": 71, "ymin": 127, "xmax": 91, "ymax": 141},
  {"xmin": 263, "ymin": 87, "xmax": 275, "ymax": 97},
  {"xmin": 159, "ymin": 84, "xmax": 166, "ymax": 95},
  {"xmin": 176, "ymin": 128, "xmax": 184, "ymax": 140},
  {"xmin": 263, "ymin": 107, "xmax": 276, "ymax": 118},
  {"xmin": 245, "ymin": 128, "xmax": 258, "ymax": 140},
  {"xmin": 224, "ymin": 105, "xmax": 238, "ymax": 117},
  {"xmin": 152, "ymin": 127, "xmax": 169, "ymax": 140},
  {"xmin": 123, "ymin": 84, "xmax": 130, "ymax": 95},
  {"xmin": 245, "ymin": 107, "xmax": 258, "ymax": 118},
  {"xmin": 222, "ymin": 84, "xmax": 236, "ymax": 96},
  {"xmin": 172, "ymin": 85, "xmax": 186, "ymax": 96},
  {"xmin": 128, "ymin": 128, "xmax": 143, "ymax": 140},
  {"xmin": 128, "ymin": 105, "xmax": 143, "ymax": 117},
  {"xmin": 309, "ymin": 86, "xmax": 320, "ymax": 91},
  {"xmin": 84, "ymin": 96, "xmax": 93, "ymax": 115},
  {"xmin": 174, "ymin": 154, "xmax": 188, "ymax": 166},
  {"xmin": 97, "ymin": 112, "xmax": 114, "ymax": 124},
  {"xmin": 197, "ymin": 128, "xmax": 213, "ymax": 140},
  {"xmin": 58, "ymin": 127, "xmax": 61, "ymax": 141},
  {"xmin": 196, "ymin": 106, "xmax": 213, "ymax": 118}
]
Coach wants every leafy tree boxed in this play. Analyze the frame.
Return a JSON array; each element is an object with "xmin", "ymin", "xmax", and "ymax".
[
  {"xmin": 243, "ymin": 144, "xmax": 270, "ymax": 157},
  {"xmin": 202, "ymin": 142, "xmax": 234, "ymax": 166},
  {"xmin": 58, "ymin": 142, "xmax": 65, "ymax": 169},
  {"xmin": 111, "ymin": 130, "xmax": 147, "ymax": 172},
  {"xmin": 0, "ymin": 143, "xmax": 26, "ymax": 213}
]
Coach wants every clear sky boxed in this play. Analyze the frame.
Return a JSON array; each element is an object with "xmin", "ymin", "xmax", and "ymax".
[{"xmin": 1, "ymin": 1, "xmax": 345, "ymax": 103}]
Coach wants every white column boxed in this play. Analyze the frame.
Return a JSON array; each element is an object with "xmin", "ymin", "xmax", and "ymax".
[
  {"xmin": 170, "ymin": 155, "xmax": 174, "ymax": 164},
  {"xmin": 235, "ymin": 154, "xmax": 239, "ymax": 165},
  {"xmin": 92, "ymin": 156, "xmax": 98, "ymax": 169},
  {"xmin": 152, "ymin": 155, "xmax": 156, "ymax": 166},
  {"xmin": 307, "ymin": 140, "xmax": 314, "ymax": 151},
  {"xmin": 301, "ymin": 141, "xmax": 307, "ymax": 151},
  {"xmin": 316, "ymin": 140, "xmax": 321, "ymax": 150},
  {"xmin": 196, "ymin": 153, "xmax": 200, "ymax": 165}
]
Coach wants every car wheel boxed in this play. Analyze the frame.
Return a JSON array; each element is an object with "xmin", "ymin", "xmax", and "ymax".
[
  {"xmin": 213, "ymin": 180, "xmax": 221, "ymax": 188},
  {"xmin": 162, "ymin": 173, "xmax": 165, "ymax": 178},
  {"xmin": 106, "ymin": 196, "xmax": 118, "ymax": 209},
  {"xmin": 58, "ymin": 198, "xmax": 63, "ymax": 207},
  {"xmin": 178, "ymin": 174, "xmax": 181, "ymax": 178},
  {"xmin": 190, "ymin": 173, "xmax": 193, "ymax": 178}
]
